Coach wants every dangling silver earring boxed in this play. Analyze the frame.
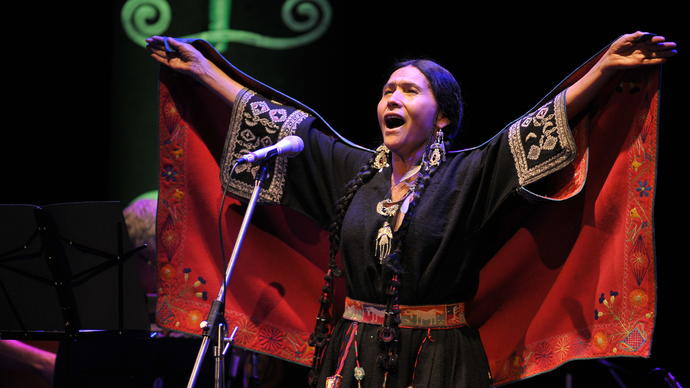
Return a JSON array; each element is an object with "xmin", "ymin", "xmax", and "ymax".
[
  {"xmin": 429, "ymin": 128, "xmax": 446, "ymax": 167},
  {"xmin": 372, "ymin": 144, "xmax": 390, "ymax": 170}
]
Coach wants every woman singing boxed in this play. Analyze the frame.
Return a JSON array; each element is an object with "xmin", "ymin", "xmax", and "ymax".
[{"xmin": 147, "ymin": 31, "xmax": 676, "ymax": 387}]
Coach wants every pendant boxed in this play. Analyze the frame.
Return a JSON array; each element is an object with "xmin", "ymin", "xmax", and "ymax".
[
  {"xmin": 373, "ymin": 145, "xmax": 390, "ymax": 170},
  {"xmin": 325, "ymin": 374, "xmax": 342, "ymax": 388},
  {"xmin": 376, "ymin": 199, "xmax": 400, "ymax": 217},
  {"xmin": 375, "ymin": 221, "xmax": 393, "ymax": 264},
  {"xmin": 429, "ymin": 146, "xmax": 442, "ymax": 166},
  {"xmin": 427, "ymin": 128, "xmax": 446, "ymax": 168}
]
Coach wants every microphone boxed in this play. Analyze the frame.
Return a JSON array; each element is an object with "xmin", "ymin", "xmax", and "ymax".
[{"xmin": 236, "ymin": 135, "xmax": 304, "ymax": 163}]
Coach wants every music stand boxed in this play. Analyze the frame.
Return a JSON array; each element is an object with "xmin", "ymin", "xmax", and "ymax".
[{"xmin": 0, "ymin": 201, "xmax": 149, "ymax": 340}]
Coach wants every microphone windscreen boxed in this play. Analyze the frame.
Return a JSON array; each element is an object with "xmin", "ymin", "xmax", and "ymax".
[{"xmin": 280, "ymin": 135, "xmax": 304, "ymax": 158}]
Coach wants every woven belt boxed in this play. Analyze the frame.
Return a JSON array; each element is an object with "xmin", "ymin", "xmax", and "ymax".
[{"xmin": 343, "ymin": 297, "xmax": 467, "ymax": 329}]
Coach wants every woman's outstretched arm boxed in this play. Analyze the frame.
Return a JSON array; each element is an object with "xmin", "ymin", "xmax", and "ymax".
[
  {"xmin": 146, "ymin": 36, "xmax": 243, "ymax": 106},
  {"xmin": 565, "ymin": 31, "xmax": 677, "ymax": 120}
]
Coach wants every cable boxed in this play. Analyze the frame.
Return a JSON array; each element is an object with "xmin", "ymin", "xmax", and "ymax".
[{"xmin": 650, "ymin": 368, "xmax": 684, "ymax": 388}]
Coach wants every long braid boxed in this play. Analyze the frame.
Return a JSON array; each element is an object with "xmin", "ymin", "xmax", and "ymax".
[
  {"xmin": 377, "ymin": 146, "xmax": 443, "ymax": 373},
  {"xmin": 308, "ymin": 153, "xmax": 379, "ymax": 386}
]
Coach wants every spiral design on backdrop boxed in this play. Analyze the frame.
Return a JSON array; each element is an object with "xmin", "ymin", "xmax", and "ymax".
[
  {"xmin": 282, "ymin": 0, "xmax": 327, "ymax": 33},
  {"xmin": 121, "ymin": 0, "xmax": 172, "ymax": 46},
  {"xmin": 121, "ymin": 0, "xmax": 332, "ymax": 50}
]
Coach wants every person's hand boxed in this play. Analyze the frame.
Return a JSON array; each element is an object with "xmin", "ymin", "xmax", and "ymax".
[
  {"xmin": 146, "ymin": 36, "xmax": 211, "ymax": 80},
  {"xmin": 598, "ymin": 31, "xmax": 678, "ymax": 74},
  {"xmin": 146, "ymin": 36, "xmax": 244, "ymax": 105}
]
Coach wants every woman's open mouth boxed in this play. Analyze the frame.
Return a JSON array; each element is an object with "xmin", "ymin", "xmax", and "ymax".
[{"xmin": 384, "ymin": 115, "xmax": 405, "ymax": 129}]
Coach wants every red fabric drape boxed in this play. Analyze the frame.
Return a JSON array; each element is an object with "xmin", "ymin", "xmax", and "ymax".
[{"xmin": 473, "ymin": 66, "xmax": 659, "ymax": 383}]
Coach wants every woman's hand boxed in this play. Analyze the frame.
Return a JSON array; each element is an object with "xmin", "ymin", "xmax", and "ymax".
[
  {"xmin": 565, "ymin": 31, "xmax": 677, "ymax": 120},
  {"xmin": 597, "ymin": 31, "xmax": 678, "ymax": 74},
  {"xmin": 146, "ymin": 36, "xmax": 211, "ymax": 80},
  {"xmin": 145, "ymin": 36, "xmax": 244, "ymax": 105}
]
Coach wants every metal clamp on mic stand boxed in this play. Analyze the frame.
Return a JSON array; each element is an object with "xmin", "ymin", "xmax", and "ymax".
[{"xmin": 186, "ymin": 160, "xmax": 270, "ymax": 388}]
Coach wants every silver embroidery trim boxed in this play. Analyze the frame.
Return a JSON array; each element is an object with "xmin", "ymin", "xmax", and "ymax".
[
  {"xmin": 220, "ymin": 88, "xmax": 309, "ymax": 203},
  {"xmin": 509, "ymin": 90, "xmax": 576, "ymax": 186}
]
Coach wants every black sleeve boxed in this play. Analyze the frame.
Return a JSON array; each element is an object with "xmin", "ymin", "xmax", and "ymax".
[
  {"xmin": 219, "ymin": 88, "xmax": 372, "ymax": 229},
  {"xmin": 456, "ymin": 89, "xmax": 575, "ymax": 231}
]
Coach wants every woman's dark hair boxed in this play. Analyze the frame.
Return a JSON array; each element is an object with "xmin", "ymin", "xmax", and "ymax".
[
  {"xmin": 393, "ymin": 59, "xmax": 464, "ymax": 141},
  {"xmin": 308, "ymin": 59, "xmax": 460, "ymax": 385}
]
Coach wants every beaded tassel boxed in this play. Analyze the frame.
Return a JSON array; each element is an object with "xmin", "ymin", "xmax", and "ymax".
[
  {"xmin": 327, "ymin": 322, "xmax": 359, "ymax": 388},
  {"xmin": 353, "ymin": 323, "xmax": 364, "ymax": 388}
]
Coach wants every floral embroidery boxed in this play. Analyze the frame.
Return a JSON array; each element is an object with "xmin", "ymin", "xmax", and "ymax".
[
  {"xmin": 630, "ymin": 236, "xmax": 650, "ymax": 286},
  {"xmin": 636, "ymin": 180, "xmax": 652, "ymax": 197},
  {"xmin": 161, "ymin": 165, "xmax": 178, "ymax": 182},
  {"xmin": 523, "ymin": 107, "xmax": 558, "ymax": 161},
  {"xmin": 508, "ymin": 90, "xmax": 576, "ymax": 186},
  {"xmin": 187, "ymin": 309, "xmax": 203, "ymax": 328},
  {"xmin": 629, "ymin": 289, "xmax": 649, "ymax": 308},
  {"xmin": 227, "ymin": 313, "xmax": 259, "ymax": 347},
  {"xmin": 533, "ymin": 342, "xmax": 553, "ymax": 368},
  {"xmin": 591, "ymin": 288, "xmax": 651, "ymax": 354},
  {"xmin": 592, "ymin": 331, "xmax": 609, "ymax": 352},
  {"xmin": 172, "ymin": 189, "xmax": 184, "ymax": 201},
  {"xmin": 171, "ymin": 146, "xmax": 184, "ymax": 159},
  {"xmin": 553, "ymin": 336, "xmax": 571, "ymax": 362},
  {"xmin": 159, "ymin": 214, "xmax": 180, "ymax": 261},
  {"xmin": 258, "ymin": 326, "xmax": 285, "ymax": 353}
]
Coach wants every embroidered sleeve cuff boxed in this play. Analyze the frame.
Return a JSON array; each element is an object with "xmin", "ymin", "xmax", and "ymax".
[
  {"xmin": 219, "ymin": 88, "xmax": 312, "ymax": 203},
  {"xmin": 508, "ymin": 90, "xmax": 576, "ymax": 186}
]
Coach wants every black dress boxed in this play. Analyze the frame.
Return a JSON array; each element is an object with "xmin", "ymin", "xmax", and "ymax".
[{"xmin": 221, "ymin": 86, "xmax": 575, "ymax": 387}]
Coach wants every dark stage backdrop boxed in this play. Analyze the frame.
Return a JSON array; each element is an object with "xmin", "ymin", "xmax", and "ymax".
[{"xmin": 1, "ymin": 1, "xmax": 685, "ymax": 387}]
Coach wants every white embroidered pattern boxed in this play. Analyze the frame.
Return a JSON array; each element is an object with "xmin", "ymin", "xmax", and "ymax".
[
  {"xmin": 220, "ymin": 89, "xmax": 310, "ymax": 203},
  {"xmin": 508, "ymin": 90, "xmax": 576, "ymax": 186}
]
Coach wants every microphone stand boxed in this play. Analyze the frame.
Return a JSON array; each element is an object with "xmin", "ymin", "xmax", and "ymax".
[{"xmin": 186, "ymin": 161, "xmax": 269, "ymax": 388}]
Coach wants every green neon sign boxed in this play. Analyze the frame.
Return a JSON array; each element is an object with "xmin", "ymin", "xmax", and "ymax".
[{"xmin": 121, "ymin": 0, "xmax": 332, "ymax": 51}]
